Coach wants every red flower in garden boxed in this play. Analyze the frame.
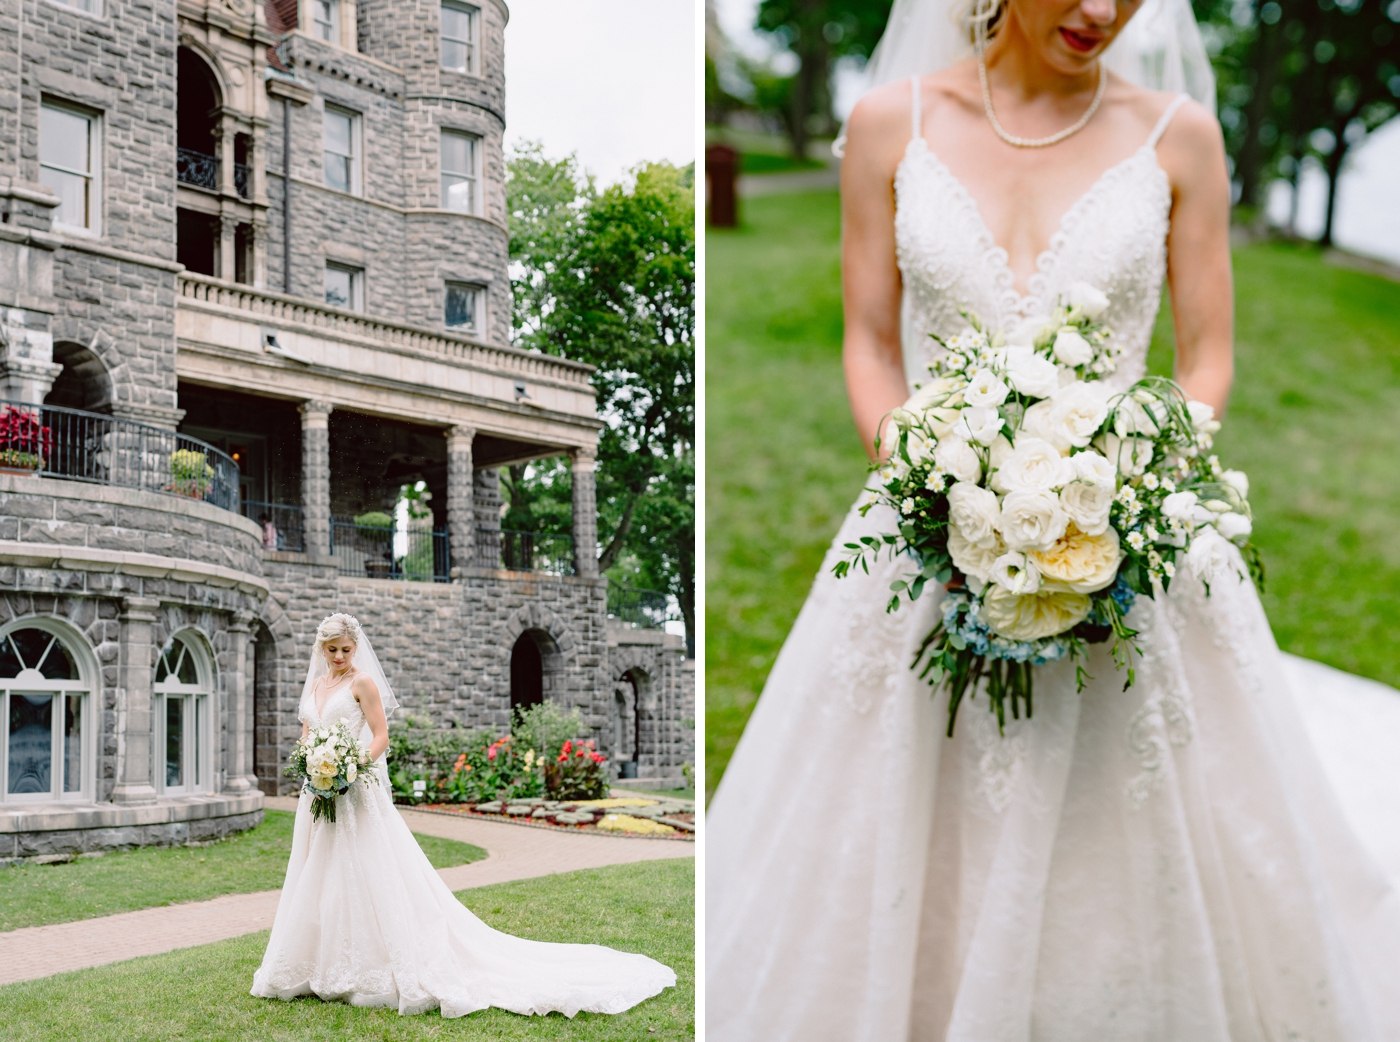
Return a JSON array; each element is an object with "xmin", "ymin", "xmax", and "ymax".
[
  {"xmin": 561, "ymin": 740, "xmax": 572, "ymax": 756},
  {"xmin": 557, "ymin": 752, "xmax": 568, "ymax": 763},
  {"xmin": 487, "ymin": 745, "xmax": 497, "ymax": 761},
  {"xmin": 590, "ymin": 753, "xmax": 604, "ymax": 764}
]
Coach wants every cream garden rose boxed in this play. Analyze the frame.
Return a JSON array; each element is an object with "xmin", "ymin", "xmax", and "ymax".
[
  {"xmin": 982, "ymin": 585, "xmax": 1093, "ymax": 641},
  {"xmin": 1030, "ymin": 524, "xmax": 1122, "ymax": 593},
  {"xmin": 948, "ymin": 527, "xmax": 1003, "ymax": 582}
]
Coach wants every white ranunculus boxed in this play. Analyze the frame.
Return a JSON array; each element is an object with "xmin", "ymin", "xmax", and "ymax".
[
  {"xmin": 991, "ymin": 436, "xmax": 1075, "ymax": 493},
  {"xmin": 1216, "ymin": 512, "xmax": 1252, "ymax": 543},
  {"xmin": 1046, "ymin": 381, "xmax": 1112, "ymax": 450},
  {"xmin": 947, "ymin": 481, "xmax": 1002, "ymax": 548},
  {"xmin": 1067, "ymin": 281, "xmax": 1111, "ymax": 320},
  {"xmin": 1095, "ymin": 433, "xmax": 1155, "ymax": 476},
  {"xmin": 954, "ymin": 405, "xmax": 1005, "ymax": 446},
  {"xmin": 1186, "ymin": 398, "xmax": 1221, "ymax": 433},
  {"xmin": 999, "ymin": 488, "xmax": 1070, "ymax": 552},
  {"xmin": 1187, "ymin": 528, "xmax": 1235, "ymax": 582},
  {"xmin": 1112, "ymin": 395, "xmax": 1161, "ymax": 438},
  {"xmin": 989, "ymin": 550, "xmax": 1041, "ymax": 594},
  {"xmin": 1161, "ymin": 490, "xmax": 1200, "ymax": 524},
  {"xmin": 1221, "ymin": 469, "xmax": 1249, "ymax": 498},
  {"xmin": 1052, "ymin": 328, "xmax": 1094, "ymax": 367},
  {"xmin": 964, "ymin": 368, "xmax": 1011, "ymax": 409},
  {"xmin": 1003, "ymin": 348, "xmax": 1060, "ymax": 400},
  {"xmin": 1058, "ymin": 480, "xmax": 1114, "ymax": 535},
  {"xmin": 948, "ymin": 527, "xmax": 1003, "ymax": 581},
  {"xmin": 1071, "ymin": 449, "xmax": 1116, "ymax": 486},
  {"xmin": 933, "ymin": 435, "xmax": 981, "ymax": 483}
]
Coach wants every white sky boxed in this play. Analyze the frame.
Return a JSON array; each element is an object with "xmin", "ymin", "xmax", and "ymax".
[{"xmin": 504, "ymin": 1, "xmax": 697, "ymax": 186}]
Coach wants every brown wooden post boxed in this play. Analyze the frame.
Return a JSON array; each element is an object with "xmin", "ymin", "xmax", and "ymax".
[{"xmin": 705, "ymin": 144, "xmax": 739, "ymax": 228}]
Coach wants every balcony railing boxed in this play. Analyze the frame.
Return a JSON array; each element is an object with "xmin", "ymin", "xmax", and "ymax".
[
  {"xmin": 475, "ymin": 528, "xmax": 575, "ymax": 575},
  {"xmin": 241, "ymin": 500, "xmax": 304, "ymax": 552},
  {"xmin": 234, "ymin": 162, "xmax": 249, "ymax": 199},
  {"xmin": 0, "ymin": 400, "xmax": 239, "ymax": 512},
  {"xmin": 330, "ymin": 517, "xmax": 450, "ymax": 582},
  {"xmin": 177, "ymin": 147, "xmax": 219, "ymax": 191},
  {"xmin": 607, "ymin": 581, "xmax": 675, "ymax": 630}
]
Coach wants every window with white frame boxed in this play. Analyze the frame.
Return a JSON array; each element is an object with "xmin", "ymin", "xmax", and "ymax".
[
  {"xmin": 49, "ymin": 0, "xmax": 102, "ymax": 13},
  {"xmin": 445, "ymin": 282, "xmax": 484, "ymax": 335},
  {"xmin": 312, "ymin": 0, "xmax": 338, "ymax": 41},
  {"xmin": 40, "ymin": 101, "xmax": 100, "ymax": 232},
  {"xmin": 440, "ymin": 130, "xmax": 479, "ymax": 214},
  {"xmin": 154, "ymin": 634, "xmax": 211, "ymax": 795},
  {"xmin": 325, "ymin": 262, "xmax": 363, "ymax": 310},
  {"xmin": 323, "ymin": 105, "xmax": 360, "ymax": 195},
  {"xmin": 440, "ymin": 1, "xmax": 479, "ymax": 74},
  {"xmin": 1, "ymin": 623, "xmax": 91, "ymax": 803}
]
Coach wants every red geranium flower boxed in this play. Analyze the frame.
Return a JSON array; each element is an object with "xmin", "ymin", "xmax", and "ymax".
[{"xmin": 561, "ymin": 740, "xmax": 572, "ymax": 756}]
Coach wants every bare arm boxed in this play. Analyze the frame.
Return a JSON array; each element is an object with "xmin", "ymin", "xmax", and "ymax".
[
  {"xmin": 841, "ymin": 86, "xmax": 916, "ymax": 459},
  {"xmin": 1157, "ymin": 101, "xmax": 1234, "ymax": 416},
  {"xmin": 352, "ymin": 674, "xmax": 390, "ymax": 760}
]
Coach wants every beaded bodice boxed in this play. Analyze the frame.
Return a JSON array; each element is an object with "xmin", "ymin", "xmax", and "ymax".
[{"xmin": 300, "ymin": 675, "xmax": 366, "ymax": 732}]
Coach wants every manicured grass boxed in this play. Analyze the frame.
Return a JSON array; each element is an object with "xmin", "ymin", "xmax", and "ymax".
[
  {"xmin": 705, "ymin": 189, "xmax": 1400, "ymax": 800},
  {"xmin": 739, "ymin": 152, "xmax": 826, "ymax": 175},
  {"xmin": 0, "ymin": 810, "xmax": 485, "ymax": 931},
  {"xmin": 0, "ymin": 858, "xmax": 694, "ymax": 1041}
]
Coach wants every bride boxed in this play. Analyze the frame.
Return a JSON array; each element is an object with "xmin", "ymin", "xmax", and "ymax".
[
  {"xmin": 251, "ymin": 613, "xmax": 675, "ymax": 1018},
  {"xmin": 707, "ymin": 0, "xmax": 1400, "ymax": 1038}
]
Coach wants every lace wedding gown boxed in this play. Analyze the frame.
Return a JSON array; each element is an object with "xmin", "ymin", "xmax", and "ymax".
[
  {"xmin": 708, "ymin": 87, "xmax": 1400, "ymax": 1041},
  {"xmin": 250, "ymin": 674, "xmax": 676, "ymax": 1018}
]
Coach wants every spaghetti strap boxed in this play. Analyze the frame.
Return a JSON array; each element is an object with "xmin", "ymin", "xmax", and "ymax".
[
  {"xmin": 1146, "ymin": 93, "xmax": 1190, "ymax": 149},
  {"xmin": 910, "ymin": 75, "xmax": 923, "ymax": 142}
]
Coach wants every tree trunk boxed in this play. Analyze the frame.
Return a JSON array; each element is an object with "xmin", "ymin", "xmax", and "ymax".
[
  {"xmin": 1320, "ymin": 133, "xmax": 1349, "ymax": 248},
  {"xmin": 1237, "ymin": 17, "xmax": 1282, "ymax": 209},
  {"xmin": 787, "ymin": 17, "xmax": 829, "ymax": 161},
  {"xmin": 596, "ymin": 490, "xmax": 640, "ymax": 575},
  {"xmin": 677, "ymin": 538, "xmax": 695, "ymax": 658}
]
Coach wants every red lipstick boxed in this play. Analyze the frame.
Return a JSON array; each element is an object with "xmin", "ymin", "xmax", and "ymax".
[{"xmin": 1058, "ymin": 27, "xmax": 1102, "ymax": 53}]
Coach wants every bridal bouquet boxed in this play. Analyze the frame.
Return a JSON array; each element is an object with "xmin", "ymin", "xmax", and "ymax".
[
  {"xmin": 286, "ymin": 719, "xmax": 377, "ymax": 822},
  {"xmin": 835, "ymin": 283, "xmax": 1263, "ymax": 736}
]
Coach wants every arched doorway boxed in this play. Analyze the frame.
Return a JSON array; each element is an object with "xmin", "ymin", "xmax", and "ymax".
[
  {"xmin": 623, "ymin": 667, "xmax": 652, "ymax": 769},
  {"xmin": 45, "ymin": 341, "xmax": 112, "ymax": 412},
  {"xmin": 510, "ymin": 633, "xmax": 542, "ymax": 711}
]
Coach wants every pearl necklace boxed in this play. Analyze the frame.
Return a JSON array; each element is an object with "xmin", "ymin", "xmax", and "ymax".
[{"xmin": 977, "ymin": 55, "xmax": 1106, "ymax": 148}]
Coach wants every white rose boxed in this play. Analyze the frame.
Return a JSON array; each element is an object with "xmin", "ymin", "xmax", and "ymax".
[
  {"xmin": 1216, "ymin": 512, "xmax": 1252, "ymax": 543},
  {"xmin": 1004, "ymin": 317, "xmax": 1049, "ymax": 348},
  {"xmin": 991, "ymin": 436, "xmax": 1075, "ymax": 493},
  {"xmin": 999, "ymin": 488, "xmax": 1069, "ymax": 552},
  {"xmin": 1187, "ymin": 528, "xmax": 1235, "ymax": 582},
  {"xmin": 1095, "ymin": 433, "xmax": 1155, "ymax": 476},
  {"xmin": 1052, "ymin": 328, "xmax": 1094, "ymax": 367},
  {"xmin": 905, "ymin": 377, "xmax": 962, "ymax": 413},
  {"xmin": 988, "ymin": 434, "xmax": 1014, "ymax": 471},
  {"xmin": 1161, "ymin": 490, "xmax": 1200, "ymax": 525},
  {"xmin": 1027, "ymin": 381, "xmax": 1111, "ymax": 452},
  {"xmin": 1071, "ymin": 449, "xmax": 1116, "ymax": 486},
  {"xmin": 964, "ymin": 368, "xmax": 1011, "ymax": 409},
  {"xmin": 1067, "ymin": 281, "xmax": 1111, "ymax": 320},
  {"xmin": 948, "ymin": 527, "xmax": 1003, "ymax": 582},
  {"xmin": 1003, "ymin": 348, "xmax": 1060, "ymax": 400},
  {"xmin": 1187, "ymin": 399, "xmax": 1221, "ymax": 434},
  {"xmin": 989, "ymin": 550, "xmax": 1042, "ymax": 594},
  {"xmin": 954, "ymin": 405, "xmax": 1005, "ymax": 446},
  {"xmin": 1220, "ymin": 469, "xmax": 1249, "ymax": 498},
  {"xmin": 947, "ymin": 482, "xmax": 1002, "ymax": 548},
  {"xmin": 1058, "ymin": 480, "xmax": 1114, "ymax": 536},
  {"xmin": 1112, "ymin": 395, "xmax": 1162, "ymax": 438},
  {"xmin": 933, "ymin": 435, "xmax": 982, "ymax": 484},
  {"xmin": 925, "ymin": 407, "xmax": 963, "ymax": 440},
  {"xmin": 345, "ymin": 761, "xmax": 358, "ymax": 783}
]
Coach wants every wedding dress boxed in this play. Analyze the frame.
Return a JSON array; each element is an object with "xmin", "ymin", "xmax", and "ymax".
[
  {"xmin": 707, "ymin": 86, "xmax": 1400, "ymax": 1041},
  {"xmin": 250, "ymin": 673, "xmax": 676, "ymax": 1018}
]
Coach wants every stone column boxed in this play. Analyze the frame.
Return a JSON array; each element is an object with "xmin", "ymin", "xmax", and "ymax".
[
  {"xmin": 223, "ymin": 611, "xmax": 255, "ymax": 793},
  {"xmin": 219, "ymin": 214, "xmax": 238, "ymax": 284},
  {"xmin": 300, "ymin": 399, "xmax": 334, "ymax": 556},
  {"xmin": 251, "ymin": 220, "xmax": 269, "ymax": 290},
  {"xmin": 571, "ymin": 446, "xmax": 599, "ymax": 578},
  {"xmin": 216, "ymin": 114, "xmax": 238, "ymax": 197},
  {"xmin": 112, "ymin": 596, "xmax": 160, "ymax": 806},
  {"xmin": 0, "ymin": 184, "xmax": 62, "ymax": 404},
  {"xmin": 445, "ymin": 425, "xmax": 475, "ymax": 576}
]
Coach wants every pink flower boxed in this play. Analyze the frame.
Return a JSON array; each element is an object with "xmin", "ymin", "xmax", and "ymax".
[{"xmin": 487, "ymin": 746, "xmax": 497, "ymax": 761}]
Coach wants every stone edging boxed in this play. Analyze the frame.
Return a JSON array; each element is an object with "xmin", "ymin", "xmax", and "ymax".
[
  {"xmin": 0, "ymin": 541, "xmax": 270, "ymax": 598},
  {"xmin": 399, "ymin": 804, "xmax": 695, "ymax": 842}
]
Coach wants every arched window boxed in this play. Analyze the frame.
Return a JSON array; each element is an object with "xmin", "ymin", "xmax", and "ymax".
[
  {"xmin": 0, "ymin": 621, "xmax": 92, "ymax": 803},
  {"xmin": 154, "ymin": 633, "xmax": 213, "ymax": 794}
]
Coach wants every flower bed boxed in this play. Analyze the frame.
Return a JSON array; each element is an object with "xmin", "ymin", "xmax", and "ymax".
[{"xmin": 414, "ymin": 795, "xmax": 696, "ymax": 840}]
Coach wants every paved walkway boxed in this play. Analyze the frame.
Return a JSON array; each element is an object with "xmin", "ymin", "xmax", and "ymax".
[{"xmin": 0, "ymin": 797, "xmax": 692, "ymax": 986}]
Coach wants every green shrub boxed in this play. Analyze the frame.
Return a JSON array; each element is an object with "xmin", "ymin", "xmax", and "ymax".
[{"xmin": 353, "ymin": 510, "xmax": 394, "ymax": 529}]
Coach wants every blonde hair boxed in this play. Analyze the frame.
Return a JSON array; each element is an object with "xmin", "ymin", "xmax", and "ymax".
[
  {"xmin": 961, "ymin": 0, "xmax": 1007, "ymax": 52},
  {"xmin": 316, "ymin": 613, "xmax": 363, "ymax": 648}
]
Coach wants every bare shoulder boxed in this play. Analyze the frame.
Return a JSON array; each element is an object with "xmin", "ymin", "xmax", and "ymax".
[
  {"xmin": 845, "ymin": 76, "xmax": 918, "ymax": 167},
  {"xmin": 350, "ymin": 672, "xmax": 380, "ymax": 703}
]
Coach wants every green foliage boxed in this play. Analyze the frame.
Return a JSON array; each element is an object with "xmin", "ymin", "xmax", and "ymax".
[
  {"xmin": 167, "ymin": 448, "xmax": 214, "ymax": 497},
  {"xmin": 351, "ymin": 510, "xmax": 393, "ymax": 528},
  {"xmin": 511, "ymin": 699, "xmax": 588, "ymax": 760}
]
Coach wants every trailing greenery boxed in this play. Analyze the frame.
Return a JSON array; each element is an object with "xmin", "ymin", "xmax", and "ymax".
[
  {"xmin": 706, "ymin": 189, "xmax": 1400, "ymax": 800},
  {"xmin": 0, "ymin": 859, "xmax": 694, "ymax": 1041},
  {"xmin": 0, "ymin": 810, "xmax": 484, "ymax": 932}
]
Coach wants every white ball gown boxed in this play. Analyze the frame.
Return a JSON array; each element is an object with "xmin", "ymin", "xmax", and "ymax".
[
  {"xmin": 707, "ymin": 88, "xmax": 1400, "ymax": 1041},
  {"xmin": 250, "ymin": 674, "xmax": 676, "ymax": 1018}
]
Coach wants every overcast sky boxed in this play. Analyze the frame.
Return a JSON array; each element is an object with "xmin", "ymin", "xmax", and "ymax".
[{"xmin": 504, "ymin": 1, "xmax": 697, "ymax": 186}]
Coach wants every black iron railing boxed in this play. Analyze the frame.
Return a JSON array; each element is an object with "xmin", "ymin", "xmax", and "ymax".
[
  {"xmin": 0, "ymin": 400, "xmax": 239, "ymax": 511},
  {"xmin": 241, "ymin": 500, "xmax": 304, "ymax": 552},
  {"xmin": 177, "ymin": 147, "xmax": 219, "ymax": 191},
  {"xmin": 475, "ymin": 528, "xmax": 574, "ymax": 575},
  {"xmin": 607, "ymin": 581, "xmax": 674, "ymax": 630},
  {"xmin": 330, "ymin": 518, "xmax": 450, "ymax": 582}
]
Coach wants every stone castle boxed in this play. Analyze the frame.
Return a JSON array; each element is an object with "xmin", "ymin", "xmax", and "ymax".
[{"xmin": 0, "ymin": 0, "xmax": 693, "ymax": 860}]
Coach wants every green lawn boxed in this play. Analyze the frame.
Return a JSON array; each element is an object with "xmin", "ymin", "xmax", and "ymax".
[
  {"xmin": 0, "ymin": 859, "xmax": 694, "ymax": 1042},
  {"xmin": 706, "ymin": 189, "xmax": 1400, "ymax": 800},
  {"xmin": 0, "ymin": 810, "xmax": 485, "ymax": 931}
]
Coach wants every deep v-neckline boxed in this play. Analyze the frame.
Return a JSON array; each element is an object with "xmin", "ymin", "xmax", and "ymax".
[
  {"xmin": 900, "ymin": 139, "xmax": 1163, "ymax": 303},
  {"xmin": 314, "ymin": 672, "xmax": 355, "ymax": 722}
]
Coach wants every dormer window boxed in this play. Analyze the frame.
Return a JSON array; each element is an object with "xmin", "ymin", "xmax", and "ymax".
[{"xmin": 441, "ymin": 1, "xmax": 479, "ymax": 75}]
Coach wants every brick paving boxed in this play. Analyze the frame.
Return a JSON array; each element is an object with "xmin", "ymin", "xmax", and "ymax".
[{"xmin": 0, "ymin": 797, "xmax": 692, "ymax": 986}]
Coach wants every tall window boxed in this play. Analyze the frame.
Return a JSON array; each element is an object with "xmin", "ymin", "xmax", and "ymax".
[
  {"xmin": 0, "ymin": 624, "xmax": 89, "ymax": 803},
  {"xmin": 440, "ymin": 1, "xmax": 479, "ymax": 74},
  {"xmin": 312, "ymin": 0, "xmax": 338, "ymax": 42},
  {"xmin": 445, "ymin": 282, "xmax": 483, "ymax": 335},
  {"xmin": 323, "ymin": 106, "xmax": 359, "ymax": 195},
  {"xmin": 325, "ymin": 262, "xmax": 363, "ymax": 310},
  {"xmin": 40, "ymin": 102, "xmax": 99, "ymax": 232},
  {"xmin": 154, "ymin": 635, "xmax": 210, "ymax": 795},
  {"xmin": 440, "ymin": 130, "xmax": 479, "ymax": 214}
]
